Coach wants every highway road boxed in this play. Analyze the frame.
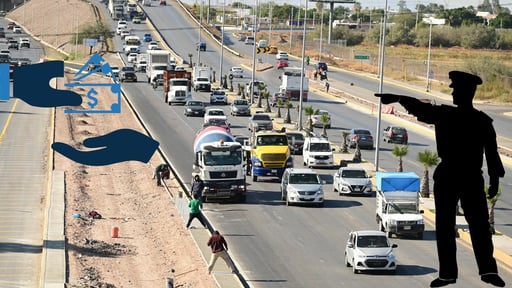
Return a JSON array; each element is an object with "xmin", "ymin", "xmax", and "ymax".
[
  {"xmin": 0, "ymin": 19, "xmax": 50, "ymax": 287},
  {"xmin": 90, "ymin": 1, "xmax": 512, "ymax": 287}
]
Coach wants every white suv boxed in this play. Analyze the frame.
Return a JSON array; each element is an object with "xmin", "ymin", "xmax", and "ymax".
[
  {"xmin": 302, "ymin": 137, "xmax": 334, "ymax": 168},
  {"xmin": 333, "ymin": 167, "xmax": 373, "ymax": 196},
  {"xmin": 280, "ymin": 168, "xmax": 324, "ymax": 207}
]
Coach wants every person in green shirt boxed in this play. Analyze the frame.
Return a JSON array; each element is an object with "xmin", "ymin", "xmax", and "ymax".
[{"xmin": 185, "ymin": 193, "xmax": 207, "ymax": 229}]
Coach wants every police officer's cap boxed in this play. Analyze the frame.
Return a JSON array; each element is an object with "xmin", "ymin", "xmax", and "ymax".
[{"xmin": 449, "ymin": 71, "xmax": 482, "ymax": 87}]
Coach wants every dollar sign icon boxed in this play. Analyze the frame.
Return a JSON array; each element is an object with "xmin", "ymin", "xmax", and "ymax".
[{"xmin": 87, "ymin": 88, "xmax": 99, "ymax": 109}]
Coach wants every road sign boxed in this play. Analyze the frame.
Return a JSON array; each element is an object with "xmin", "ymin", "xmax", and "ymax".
[
  {"xmin": 83, "ymin": 38, "xmax": 98, "ymax": 47},
  {"xmin": 354, "ymin": 55, "xmax": 369, "ymax": 60},
  {"xmin": 257, "ymin": 47, "xmax": 271, "ymax": 54}
]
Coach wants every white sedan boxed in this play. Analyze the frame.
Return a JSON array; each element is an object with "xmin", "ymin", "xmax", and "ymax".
[
  {"xmin": 276, "ymin": 51, "xmax": 289, "ymax": 61},
  {"xmin": 345, "ymin": 230, "xmax": 398, "ymax": 274},
  {"xmin": 127, "ymin": 53, "xmax": 138, "ymax": 63},
  {"xmin": 229, "ymin": 66, "xmax": 244, "ymax": 78},
  {"xmin": 204, "ymin": 108, "xmax": 227, "ymax": 123},
  {"xmin": 148, "ymin": 41, "xmax": 159, "ymax": 50}
]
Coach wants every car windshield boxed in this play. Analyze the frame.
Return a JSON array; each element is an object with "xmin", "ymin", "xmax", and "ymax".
[
  {"xmin": 388, "ymin": 202, "xmax": 419, "ymax": 214},
  {"xmin": 234, "ymin": 100, "xmax": 247, "ymax": 105},
  {"xmin": 310, "ymin": 143, "xmax": 331, "ymax": 152},
  {"xmin": 208, "ymin": 119, "xmax": 228, "ymax": 125},
  {"xmin": 209, "ymin": 110, "xmax": 224, "ymax": 116},
  {"xmin": 188, "ymin": 101, "xmax": 203, "ymax": 107},
  {"xmin": 289, "ymin": 173, "xmax": 320, "ymax": 184},
  {"xmin": 122, "ymin": 66, "xmax": 135, "ymax": 72},
  {"xmin": 203, "ymin": 150, "xmax": 242, "ymax": 166},
  {"xmin": 213, "ymin": 91, "xmax": 225, "ymax": 95},
  {"xmin": 357, "ymin": 236, "xmax": 389, "ymax": 248},
  {"xmin": 256, "ymin": 135, "xmax": 287, "ymax": 146},
  {"xmin": 253, "ymin": 114, "xmax": 271, "ymax": 121},
  {"xmin": 341, "ymin": 170, "xmax": 367, "ymax": 178},
  {"xmin": 354, "ymin": 130, "xmax": 371, "ymax": 135},
  {"xmin": 287, "ymin": 133, "xmax": 304, "ymax": 143},
  {"xmin": 392, "ymin": 127, "xmax": 407, "ymax": 135}
]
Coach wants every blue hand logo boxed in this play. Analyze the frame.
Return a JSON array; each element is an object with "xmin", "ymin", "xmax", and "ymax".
[{"xmin": 52, "ymin": 129, "xmax": 159, "ymax": 166}]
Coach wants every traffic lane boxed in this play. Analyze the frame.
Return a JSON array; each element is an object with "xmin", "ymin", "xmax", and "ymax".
[{"xmin": 119, "ymin": 66, "xmax": 512, "ymax": 288}]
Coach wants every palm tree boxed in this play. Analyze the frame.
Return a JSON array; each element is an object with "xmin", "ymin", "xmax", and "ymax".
[
  {"xmin": 303, "ymin": 105, "xmax": 319, "ymax": 135},
  {"xmin": 256, "ymin": 82, "xmax": 266, "ymax": 108},
  {"xmin": 188, "ymin": 52, "xmax": 193, "ymax": 68},
  {"xmin": 417, "ymin": 149, "xmax": 439, "ymax": 198},
  {"xmin": 276, "ymin": 99, "xmax": 284, "ymax": 118},
  {"xmin": 353, "ymin": 136, "xmax": 362, "ymax": 163},
  {"xmin": 263, "ymin": 91, "xmax": 271, "ymax": 113},
  {"xmin": 284, "ymin": 101, "xmax": 293, "ymax": 124},
  {"xmin": 392, "ymin": 144, "xmax": 409, "ymax": 172},
  {"xmin": 341, "ymin": 131, "xmax": 349, "ymax": 153},
  {"xmin": 320, "ymin": 113, "xmax": 330, "ymax": 137},
  {"xmin": 486, "ymin": 185, "xmax": 502, "ymax": 234}
]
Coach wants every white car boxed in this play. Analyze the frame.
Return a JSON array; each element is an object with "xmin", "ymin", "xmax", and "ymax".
[
  {"xmin": 210, "ymin": 89, "xmax": 228, "ymax": 105},
  {"xmin": 276, "ymin": 51, "xmax": 289, "ymax": 61},
  {"xmin": 148, "ymin": 41, "xmax": 159, "ymax": 50},
  {"xmin": 229, "ymin": 66, "xmax": 244, "ymax": 78},
  {"xmin": 333, "ymin": 167, "xmax": 373, "ymax": 196},
  {"xmin": 311, "ymin": 109, "xmax": 331, "ymax": 128},
  {"xmin": 109, "ymin": 66, "xmax": 120, "ymax": 78},
  {"xmin": 120, "ymin": 29, "xmax": 131, "ymax": 39},
  {"xmin": 204, "ymin": 108, "xmax": 227, "ymax": 123},
  {"xmin": 345, "ymin": 230, "xmax": 398, "ymax": 274},
  {"xmin": 127, "ymin": 53, "xmax": 138, "ymax": 63},
  {"xmin": 117, "ymin": 20, "xmax": 127, "ymax": 31}
]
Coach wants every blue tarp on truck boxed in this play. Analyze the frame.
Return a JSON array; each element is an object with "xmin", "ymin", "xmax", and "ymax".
[{"xmin": 376, "ymin": 172, "xmax": 420, "ymax": 192}]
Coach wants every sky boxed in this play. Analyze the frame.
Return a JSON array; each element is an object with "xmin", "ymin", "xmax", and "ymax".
[{"xmin": 185, "ymin": 0, "xmax": 483, "ymax": 10}]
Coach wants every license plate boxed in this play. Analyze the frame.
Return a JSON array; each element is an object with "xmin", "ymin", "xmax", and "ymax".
[
  {"xmin": 271, "ymin": 169, "xmax": 277, "ymax": 173},
  {"xmin": 404, "ymin": 226, "xmax": 411, "ymax": 230}
]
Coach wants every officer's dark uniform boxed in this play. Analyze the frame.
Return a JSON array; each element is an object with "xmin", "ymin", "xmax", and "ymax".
[{"xmin": 376, "ymin": 71, "xmax": 505, "ymax": 287}]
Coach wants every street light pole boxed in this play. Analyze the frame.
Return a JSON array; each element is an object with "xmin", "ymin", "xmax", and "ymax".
[
  {"xmin": 298, "ymin": 0, "xmax": 307, "ymax": 131},
  {"xmin": 198, "ymin": 0, "xmax": 203, "ymax": 66},
  {"xmin": 374, "ymin": 1, "xmax": 389, "ymax": 172},
  {"xmin": 426, "ymin": 21, "xmax": 432, "ymax": 92},
  {"xmin": 219, "ymin": 0, "xmax": 225, "ymax": 84},
  {"xmin": 319, "ymin": 6, "xmax": 323, "ymax": 61},
  {"xmin": 250, "ymin": 0, "xmax": 257, "ymax": 104}
]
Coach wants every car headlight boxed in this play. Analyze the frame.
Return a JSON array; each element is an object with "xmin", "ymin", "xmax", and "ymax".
[
  {"xmin": 317, "ymin": 188, "xmax": 324, "ymax": 195},
  {"xmin": 417, "ymin": 219, "xmax": 424, "ymax": 225}
]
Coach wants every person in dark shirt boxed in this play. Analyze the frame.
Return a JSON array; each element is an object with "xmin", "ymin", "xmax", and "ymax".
[
  {"xmin": 153, "ymin": 163, "xmax": 170, "ymax": 186},
  {"xmin": 207, "ymin": 230, "xmax": 235, "ymax": 274},
  {"xmin": 375, "ymin": 71, "xmax": 505, "ymax": 288},
  {"xmin": 191, "ymin": 175, "xmax": 205, "ymax": 200}
]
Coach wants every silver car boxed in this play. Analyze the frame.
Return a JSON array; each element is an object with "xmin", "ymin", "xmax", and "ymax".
[
  {"xmin": 230, "ymin": 99, "xmax": 251, "ymax": 116},
  {"xmin": 333, "ymin": 167, "xmax": 373, "ymax": 196},
  {"xmin": 248, "ymin": 113, "xmax": 273, "ymax": 132},
  {"xmin": 311, "ymin": 110, "xmax": 331, "ymax": 128}
]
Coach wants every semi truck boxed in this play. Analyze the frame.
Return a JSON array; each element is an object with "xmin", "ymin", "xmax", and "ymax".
[
  {"xmin": 146, "ymin": 50, "xmax": 170, "ymax": 84},
  {"xmin": 192, "ymin": 126, "xmax": 247, "ymax": 202},
  {"xmin": 192, "ymin": 66, "xmax": 212, "ymax": 92},
  {"xmin": 162, "ymin": 69, "xmax": 192, "ymax": 105},
  {"xmin": 279, "ymin": 67, "xmax": 309, "ymax": 102},
  {"xmin": 249, "ymin": 130, "xmax": 293, "ymax": 182},
  {"xmin": 108, "ymin": 0, "xmax": 125, "ymax": 20},
  {"xmin": 375, "ymin": 172, "xmax": 425, "ymax": 239}
]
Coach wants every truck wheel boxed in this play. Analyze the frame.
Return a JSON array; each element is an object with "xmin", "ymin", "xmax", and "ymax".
[
  {"xmin": 387, "ymin": 231, "xmax": 393, "ymax": 238},
  {"xmin": 416, "ymin": 232, "xmax": 423, "ymax": 239},
  {"xmin": 378, "ymin": 219, "xmax": 385, "ymax": 232},
  {"xmin": 252, "ymin": 175, "xmax": 257, "ymax": 182},
  {"xmin": 239, "ymin": 195, "xmax": 246, "ymax": 203}
]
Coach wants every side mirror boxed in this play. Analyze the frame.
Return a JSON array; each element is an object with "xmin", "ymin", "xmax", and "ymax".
[
  {"xmin": 347, "ymin": 243, "xmax": 354, "ymax": 248},
  {"xmin": 392, "ymin": 244, "xmax": 398, "ymax": 248}
]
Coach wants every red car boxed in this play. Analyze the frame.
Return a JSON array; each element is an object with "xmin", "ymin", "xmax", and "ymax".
[
  {"xmin": 7, "ymin": 22, "xmax": 15, "ymax": 30},
  {"xmin": 277, "ymin": 60, "xmax": 288, "ymax": 69}
]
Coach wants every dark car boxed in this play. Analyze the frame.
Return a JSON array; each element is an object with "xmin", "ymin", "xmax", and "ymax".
[
  {"xmin": 286, "ymin": 131, "xmax": 305, "ymax": 155},
  {"xmin": 7, "ymin": 22, "xmax": 16, "ymax": 30},
  {"xmin": 183, "ymin": 100, "xmax": 206, "ymax": 117},
  {"xmin": 203, "ymin": 118, "xmax": 230, "ymax": 133},
  {"xmin": 316, "ymin": 62, "xmax": 328, "ymax": 72},
  {"xmin": 382, "ymin": 126, "xmax": 409, "ymax": 145},
  {"xmin": 197, "ymin": 42, "xmax": 206, "ymax": 51},
  {"xmin": 271, "ymin": 92, "xmax": 291, "ymax": 107},
  {"xmin": 7, "ymin": 40, "xmax": 18, "ymax": 50},
  {"xmin": 348, "ymin": 128, "xmax": 374, "ymax": 150}
]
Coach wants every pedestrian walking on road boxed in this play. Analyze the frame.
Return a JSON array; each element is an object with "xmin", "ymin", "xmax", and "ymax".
[
  {"xmin": 207, "ymin": 230, "xmax": 235, "ymax": 274},
  {"xmin": 325, "ymin": 81, "xmax": 330, "ymax": 93},
  {"xmin": 191, "ymin": 175, "xmax": 205, "ymax": 201},
  {"xmin": 375, "ymin": 70, "xmax": 505, "ymax": 288},
  {"xmin": 185, "ymin": 193, "xmax": 207, "ymax": 229}
]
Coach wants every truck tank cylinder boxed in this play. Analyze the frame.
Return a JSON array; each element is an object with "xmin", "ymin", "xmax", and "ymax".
[{"xmin": 194, "ymin": 126, "xmax": 235, "ymax": 153}]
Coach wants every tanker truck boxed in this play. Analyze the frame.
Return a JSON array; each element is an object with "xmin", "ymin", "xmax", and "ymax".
[{"xmin": 192, "ymin": 126, "xmax": 247, "ymax": 203}]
